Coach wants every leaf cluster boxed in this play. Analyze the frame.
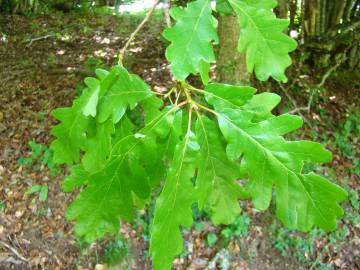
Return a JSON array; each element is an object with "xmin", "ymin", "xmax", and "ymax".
[{"xmin": 50, "ymin": 1, "xmax": 347, "ymax": 270}]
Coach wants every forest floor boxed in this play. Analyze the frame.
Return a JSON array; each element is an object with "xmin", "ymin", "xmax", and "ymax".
[{"xmin": 0, "ymin": 11, "xmax": 359, "ymax": 270}]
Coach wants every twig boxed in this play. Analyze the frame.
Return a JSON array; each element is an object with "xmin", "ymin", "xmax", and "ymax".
[
  {"xmin": 0, "ymin": 240, "xmax": 28, "ymax": 262},
  {"xmin": 306, "ymin": 46, "xmax": 351, "ymax": 111},
  {"xmin": 281, "ymin": 45, "xmax": 351, "ymax": 117},
  {"xmin": 278, "ymin": 82, "xmax": 302, "ymax": 113},
  {"xmin": 287, "ymin": 106, "xmax": 309, "ymax": 114},
  {"xmin": 25, "ymin": 34, "xmax": 55, "ymax": 47},
  {"xmin": 118, "ymin": 0, "xmax": 161, "ymax": 65},
  {"xmin": 276, "ymin": 82, "xmax": 314, "ymax": 127},
  {"xmin": 163, "ymin": 0, "xmax": 172, "ymax": 28}
]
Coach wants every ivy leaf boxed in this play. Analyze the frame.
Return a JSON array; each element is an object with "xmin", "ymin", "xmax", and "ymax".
[
  {"xmin": 150, "ymin": 122, "xmax": 199, "ymax": 270},
  {"xmin": 50, "ymin": 96, "xmax": 89, "ymax": 165},
  {"xmin": 196, "ymin": 115, "xmax": 246, "ymax": 225},
  {"xmin": 163, "ymin": 0, "xmax": 218, "ymax": 84},
  {"xmin": 97, "ymin": 66, "xmax": 152, "ymax": 123},
  {"xmin": 207, "ymin": 83, "xmax": 347, "ymax": 231},
  {"xmin": 228, "ymin": 0, "xmax": 297, "ymax": 82}
]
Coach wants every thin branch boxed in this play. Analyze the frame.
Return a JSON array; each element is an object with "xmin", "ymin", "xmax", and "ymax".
[
  {"xmin": 277, "ymin": 82, "xmax": 314, "ymax": 130},
  {"xmin": 25, "ymin": 34, "xmax": 55, "ymax": 47},
  {"xmin": 0, "ymin": 240, "xmax": 28, "ymax": 262},
  {"xmin": 118, "ymin": 0, "xmax": 161, "ymax": 65},
  {"xmin": 280, "ymin": 45, "xmax": 351, "ymax": 116},
  {"xmin": 277, "ymin": 82, "xmax": 301, "ymax": 112},
  {"xmin": 306, "ymin": 45, "xmax": 351, "ymax": 110},
  {"xmin": 287, "ymin": 106, "xmax": 309, "ymax": 114},
  {"xmin": 163, "ymin": 0, "xmax": 172, "ymax": 28}
]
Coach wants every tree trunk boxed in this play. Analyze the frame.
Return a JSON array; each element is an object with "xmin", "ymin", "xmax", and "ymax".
[
  {"xmin": 343, "ymin": 0, "xmax": 355, "ymax": 22},
  {"xmin": 276, "ymin": 0, "xmax": 288, "ymax": 19},
  {"xmin": 335, "ymin": 0, "xmax": 347, "ymax": 25},
  {"xmin": 216, "ymin": 15, "xmax": 249, "ymax": 85},
  {"xmin": 319, "ymin": 0, "xmax": 327, "ymax": 34},
  {"xmin": 351, "ymin": 0, "xmax": 360, "ymax": 18},
  {"xmin": 327, "ymin": 0, "xmax": 346, "ymax": 29},
  {"xmin": 289, "ymin": 0, "xmax": 298, "ymax": 30}
]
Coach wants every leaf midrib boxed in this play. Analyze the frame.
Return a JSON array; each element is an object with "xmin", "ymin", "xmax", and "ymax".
[
  {"xmin": 219, "ymin": 113, "xmax": 329, "ymax": 226},
  {"xmin": 77, "ymin": 104, "xmax": 182, "ymax": 234},
  {"xmin": 185, "ymin": 0, "xmax": 210, "ymax": 56},
  {"xmin": 229, "ymin": 0, "xmax": 283, "ymax": 65}
]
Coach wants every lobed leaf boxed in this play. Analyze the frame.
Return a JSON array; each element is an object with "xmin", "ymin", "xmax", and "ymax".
[
  {"xmin": 65, "ymin": 98, "xmax": 183, "ymax": 242},
  {"xmin": 82, "ymin": 119, "xmax": 114, "ymax": 172},
  {"xmin": 50, "ymin": 96, "xmax": 90, "ymax": 165},
  {"xmin": 97, "ymin": 66, "xmax": 152, "ymax": 123},
  {"xmin": 228, "ymin": 0, "xmax": 298, "ymax": 82},
  {"xmin": 205, "ymin": 83, "xmax": 347, "ymax": 231},
  {"xmin": 82, "ymin": 77, "xmax": 100, "ymax": 117},
  {"xmin": 163, "ymin": 0, "xmax": 218, "ymax": 84},
  {"xmin": 196, "ymin": 115, "xmax": 247, "ymax": 225},
  {"xmin": 150, "ymin": 119, "xmax": 199, "ymax": 270},
  {"xmin": 50, "ymin": 62, "xmax": 347, "ymax": 270}
]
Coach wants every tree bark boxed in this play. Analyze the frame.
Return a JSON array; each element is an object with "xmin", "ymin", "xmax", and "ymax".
[
  {"xmin": 351, "ymin": 0, "xmax": 360, "ymax": 18},
  {"xmin": 327, "ymin": 0, "xmax": 346, "ymax": 29},
  {"xmin": 276, "ymin": 0, "xmax": 288, "ymax": 19},
  {"xmin": 343, "ymin": 0, "xmax": 355, "ymax": 22},
  {"xmin": 289, "ymin": 0, "xmax": 298, "ymax": 30},
  {"xmin": 216, "ymin": 15, "xmax": 249, "ymax": 85},
  {"xmin": 303, "ymin": 0, "xmax": 319, "ymax": 37}
]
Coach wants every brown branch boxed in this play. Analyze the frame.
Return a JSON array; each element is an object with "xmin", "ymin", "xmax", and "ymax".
[
  {"xmin": 25, "ymin": 34, "xmax": 55, "ymax": 47},
  {"xmin": 0, "ymin": 240, "xmax": 28, "ymax": 262},
  {"xmin": 118, "ymin": 0, "xmax": 161, "ymax": 65},
  {"xmin": 278, "ymin": 81, "xmax": 314, "ymax": 128},
  {"xmin": 287, "ymin": 106, "xmax": 309, "ymax": 114},
  {"xmin": 305, "ymin": 45, "xmax": 351, "ymax": 110},
  {"xmin": 163, "ymin": 0, "xmax": 172, "ymax": 28},
  {"xmin": 283, "ymin": 44, "xmax": 351, "ymax": 118}
]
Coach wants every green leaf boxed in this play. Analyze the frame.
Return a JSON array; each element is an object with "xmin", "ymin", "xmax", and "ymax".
[
  {"xmin": 25, "ymin": 185, "xmax": 42, "ymax": 195},
  {"xmin": 66, "ymin": 104, "xmax": 182, "ymax": 242},
  {"xmin": 28, "ymin": 141, "xmax": 45, "ymax": 159},
  {"xmin": 82, "ymin": 119, "xmax": 114, "ymax": 172},
  {"xmin": 163, "ymin": 0, "xmax": 218, "ymax": 84},
  {"xmin": 216, "ymin": 0, "xmax": 234, "ymax": 15},
  {"xmin": 39, "ymin": 185, "xmax": 48, "ymax": 202},
  {"xmin": 243, "ymin": 92, "xmax": 281, "ymax": 121},
  {"xmin": 205, "ymin": 83, "xmax": 256, "ymax": 110},
  {"xmin": 150, "ymin": 120, "xmax": 199, "ymax": 270},
  {"xmin": 206, "ymin": 232, "xmax": 218, "ymax": 247},
  {"xmin": 66, "ymin": 157, "xmax": 136, "ymax": 242},
  {"xmin": 49, "ymin": 58, "xmax": 348, "ymax": 270},
  {"xmin": 207, "ymin": 83, "xmax": 347, "ymax": 231},
  {"xmin": 196, "ymin": 115, "xmax": 246, "ymax": 225},
  {"xmin": 50, "ymin": 96, "xmax": 89, "ymax": 165},
  {"xmin": 82, "ymin": 77, "xmax": 100, "ymax": 117},
  {"xmin": 62, "ymin": 165, "xmax": 89, "ymax": 192},
  {"xmin": 228, "ymin": 0, "xmax": 297, "ymax": 82},
  {"xmin": 97, "ymin": 66, "xmax": 152, "ymax": 123}
]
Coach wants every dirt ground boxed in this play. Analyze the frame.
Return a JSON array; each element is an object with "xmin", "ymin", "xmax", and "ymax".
[{"xmin": 0, "ymin": 13, "xmax": 359, "ymax": 270}]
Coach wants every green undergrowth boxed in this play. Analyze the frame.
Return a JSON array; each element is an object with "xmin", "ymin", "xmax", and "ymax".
[
  {"xmin": 268, "ymin": 184, "xmax": 359, "ymax": 269},
  {"xmin": 18, "ymin": 140, "xmax": 59, "ymax": 176}
]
